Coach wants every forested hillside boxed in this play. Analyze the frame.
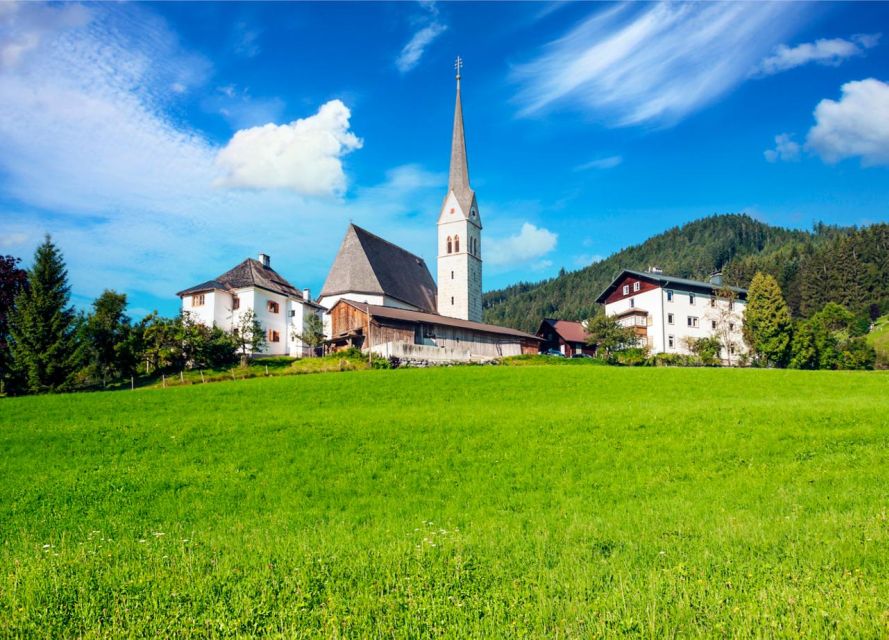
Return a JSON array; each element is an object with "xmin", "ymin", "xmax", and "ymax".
[{"xmin": 483, "ymin": 214, "xmax": 888, "ymax": 332}]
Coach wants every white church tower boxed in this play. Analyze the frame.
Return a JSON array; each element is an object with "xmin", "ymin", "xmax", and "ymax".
[{"xmin": 438, "ymin": 57, "xmax": 483, "ymax": 322}]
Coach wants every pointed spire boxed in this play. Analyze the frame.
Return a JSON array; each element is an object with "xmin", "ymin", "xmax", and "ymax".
[{"xmin": 448, "ymin": 56, "xmax": 473, "ymax": 210}]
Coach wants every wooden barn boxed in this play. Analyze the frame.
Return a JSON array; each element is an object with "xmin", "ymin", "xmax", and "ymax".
[
  {"xmin": 328, "ymin": 299, "xmax": 540, "ymax": 361},
  {"xmin": 535, "ymin": 319, "xmax": 596, "ymax": 357}
]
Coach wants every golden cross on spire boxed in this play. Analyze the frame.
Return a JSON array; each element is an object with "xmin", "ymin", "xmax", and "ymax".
[{"xmin": 455, "ymin": 56, "xmax": 463, "ymax": 80}]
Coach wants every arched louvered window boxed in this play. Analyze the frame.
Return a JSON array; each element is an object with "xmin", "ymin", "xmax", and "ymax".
[
  {"xmin": 454, "ymin": 235, "xmax": 460, "ymax": 252},
  {"xmin": 447, "ymin": 236, "xmax": 452, "ymax": 254}
]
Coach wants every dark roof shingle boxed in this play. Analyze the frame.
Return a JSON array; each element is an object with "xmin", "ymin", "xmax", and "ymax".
[
  {"xmin": 177, "ymin": 258, "xmax": 304, "ymax": 299},
  {"xmin": 320, "ymin": 224, "xmax": 438, "ymax": 313}
]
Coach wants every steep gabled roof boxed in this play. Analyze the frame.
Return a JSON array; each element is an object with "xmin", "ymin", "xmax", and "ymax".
[
  {"xmin": 595, "ymin": 269, "xmax": 748, "ymax": 304},
  {"xmin": 338, "ymin": 299, "xmax": 540, "ymax": 341},
  {"xmin": 177, "ymin": 258, "xmax": 304, "ymax": 299},
  {"xmin": 537, "ymin": 318, "xmax": 589, "ymax": 343},
  {"xmin": 319, "ymin": 224, "xmax": 438, "ymax": 313}
]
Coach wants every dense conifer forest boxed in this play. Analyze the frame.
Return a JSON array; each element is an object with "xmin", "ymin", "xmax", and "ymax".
[{"xmin": 483, "ymin": 214, "xmax": 889, "ymax": 332}]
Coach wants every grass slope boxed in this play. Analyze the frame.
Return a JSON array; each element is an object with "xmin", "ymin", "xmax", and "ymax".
[
  {"xmin": 867, "ymin": 315, "xmax": 889, "ymax": 369},
  {"xmin": 1, "ymin": 367, "xmax": 888, "ymax": 637}
]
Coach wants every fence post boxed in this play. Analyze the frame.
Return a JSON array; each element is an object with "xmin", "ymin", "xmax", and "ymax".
[
  {"xmin": 180, "ymin": 371, "xmax": 184, "ymax": 383},
  {"xmin": 265, "ymin": 365, "xmax": 269, "ymax": 376},
  {"xmin": 162, "ymin": 374, "xmax": 166, "ymax": 388},
  {"xmin": 131, "ymin": 376, "xmax": 134, "ymax": 390},
  {"xmin": 231, "ymin": 369, "xmax": 236, "ymax": 381},
  {"xmin": 200, "ymin": 370, "xmax": 205, "ymax": 383}
]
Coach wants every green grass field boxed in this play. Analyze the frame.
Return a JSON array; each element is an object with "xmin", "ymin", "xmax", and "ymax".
[{"xmin": 1, "ymin": 366, "xmax": 888, "ymax": 637}]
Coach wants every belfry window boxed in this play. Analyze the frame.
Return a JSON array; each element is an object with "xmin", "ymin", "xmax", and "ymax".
[
  {"xmin": 447, "ymin": 236, "xmax": 452, "ymax": 254},
  {"xmin": 454, "ymin": 235, "xmax": 460, "ymax": 252}
]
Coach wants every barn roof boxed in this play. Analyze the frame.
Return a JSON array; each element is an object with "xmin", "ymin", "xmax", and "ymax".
[
  {"xmin": 595, "ymin": 269, "xmax": 748, "ymax": 304},
  {"xmin": 177, "ymin": 258, "xmax": 306, "ymax": 300},
  {"xmin": 320, "ymin": 224, "xmax": 438, "ymax": 313},
  {"xmin": 337, "ymin": 299, "xmax": 540, "ymax": 341},
  {"xmin": 537, "ymin": 318, "xmax": 589, "ymax": 343}
]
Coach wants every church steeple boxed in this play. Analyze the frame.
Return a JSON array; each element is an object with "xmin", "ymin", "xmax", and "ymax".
[
  {"xmin": 438, "ymin": 57, "xmax": 482, "ymax": 323},
  {"xmin": 447, "ymin": 56, "xmax": 477, "ymax": 221}
]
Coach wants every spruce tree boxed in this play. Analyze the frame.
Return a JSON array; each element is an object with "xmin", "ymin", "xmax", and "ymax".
[
  {"xmin": 742, "ymin": 272, "xmax": 793, "ymax": 367},
  {"xmin": 8, "ymin": 236, "xmax": 81, "ymax": 392}
]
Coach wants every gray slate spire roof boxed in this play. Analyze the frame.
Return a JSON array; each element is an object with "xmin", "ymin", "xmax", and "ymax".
[
  {"xmin": 320, "ymin": 224, "xmax": 438, "ymax": 313},
  {"xmin": 448, "ymin": 72, "xmax": 477, "ymax": 217},
  {"xmin": 177, "ymin": 258, "xmax": 304, "ymax": 299}
]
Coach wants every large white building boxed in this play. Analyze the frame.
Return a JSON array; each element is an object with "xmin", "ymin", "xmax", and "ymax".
[
  {"xmin": 596, "ymin": 269, "xmax": 748, "ymax": 364},
  {"xmin": 176, "ymin": 254, "xmax": 324, "ymax": 357}
]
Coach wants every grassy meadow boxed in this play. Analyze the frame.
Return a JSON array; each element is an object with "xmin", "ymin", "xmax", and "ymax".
[{"xmin": 1, "ymin": 365, "xmax": 888, "ymax": 637}]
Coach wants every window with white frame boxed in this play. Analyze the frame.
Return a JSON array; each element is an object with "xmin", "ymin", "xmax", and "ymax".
[
  {"xmin": 710, "ymin": 297, "xmax": 716, "ymax": 308},
  {"xmin": 191, "ymin": 294, "xmax": 205, "ymax": 307},
  {"xmin": 622, "ymin": 284, "xmax": 629, "ymax": 295},
  {"xmin": 666, "ymin": 290, "xmax": 673, "ymax": 302},
  {"xmin": 633, "ymin": 281, "xmax": 640, "ymax": 292},
  {"xmin": 629, "ymin": 297, "xmax": 635, "ymax": 308},
  {"xmin": 711, "ymin": 320, "xmax": 717, "ymax": 329},
  {"xmin": 689, "ymin": 293, "xmax": 696, "ymax": 305},
  {"xmin": 668, "ymin": 335, "xmax": 675, "ymax": 348},
  {"xmin": 668, "ymin": 313, "xmax": 674, "ymax": 325},
  {"xmin": 687, "ymin": 316, "xmax": 699, "ymax": 328}
]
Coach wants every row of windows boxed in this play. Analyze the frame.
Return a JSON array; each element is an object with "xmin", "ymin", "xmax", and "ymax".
[
  {"xmin": 665, "ymin": 289, "xmax": 735, "ymax": 309},
  {"xmin": 622, "ymin": 281, "xmax": 642, "ymax": 295},
  {"xmin": 666, "ymin": 335, "xmax": 738, "ymax": 354},
  {"xmin": 665, "ymin": 312, "xmax": 736, "ymax": 331},
  {"xmin": 445, "ymin": 235, "xmax": 480, "ymax": 255},
  {"xmin": 191, "ymin": 294, "xmax": 285, "ymax": 314}
]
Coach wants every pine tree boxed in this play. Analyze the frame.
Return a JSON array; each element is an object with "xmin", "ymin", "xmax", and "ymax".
[
  {"xmin": 742, "ymin": 272, "xmax": 793, "ymax": 367},
  {"xmin": 0, "ymin": 255, "xmax": 29, "ymax": 392},
  {"xmin": 8, "ymin": 236, "xmax": 81, "ymax": 392}
]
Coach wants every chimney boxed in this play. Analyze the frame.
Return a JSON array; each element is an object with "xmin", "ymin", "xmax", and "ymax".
[
  {"xmin": 258, "ymin": 253, "xmax": 270, "ymax": 268},
  {"xmin": 709, "ymin": 271, "xmax": 723, "ymax": 286},
  {"xmin": 303, "ymin": 288, "xmax": 311, "ymax": 302},
  {"xmin": 648, "ymin": 266, "xmax": 663, "ymax": 274}
]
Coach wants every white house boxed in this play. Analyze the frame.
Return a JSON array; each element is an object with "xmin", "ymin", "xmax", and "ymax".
[
  {"xmin": 596, "ymin": 268, "xmax": 748, "ymax": 364},
  {"xmin": 176, "ymin": 253, "xmax": 324, "ymax": 357}
]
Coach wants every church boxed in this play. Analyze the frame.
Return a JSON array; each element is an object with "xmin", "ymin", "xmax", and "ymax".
[
  {"xmin": 177, "ymin": 61, "xmax": 539, "ymax": 361},
  {"xmin": 318, "ymin": 61, "xmax": 540, "ymax": 361}
]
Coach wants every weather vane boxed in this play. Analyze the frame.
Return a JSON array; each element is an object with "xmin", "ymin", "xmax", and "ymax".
[{"xmin": 455, "ymin": 56, "xmax": 463, "ymax": 80}]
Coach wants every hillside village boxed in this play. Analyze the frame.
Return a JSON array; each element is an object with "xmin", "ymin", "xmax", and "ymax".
[{"xmin": 175, "ymin": 67, "xmax": 755, "ymax": 366}]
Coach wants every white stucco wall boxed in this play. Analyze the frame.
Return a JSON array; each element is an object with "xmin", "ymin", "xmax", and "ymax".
[
  {"xmin": 605, "ymin": 285, "xmax": 747, "ymax": 362},
  {"xmin": 437, "ymin": 191, "xmax": 482, "ymax": 322}
]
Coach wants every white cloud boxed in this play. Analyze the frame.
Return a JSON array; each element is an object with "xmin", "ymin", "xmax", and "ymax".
[
  {"xmin": 754, "ymin": 33, "xmax": 881, "ymax": 76},
  {"xmin": 513, "ymin": 2, "xmax": 802, "ymax": 126},
  {"xmin": 764, "ymin": 133, "xmax": 801, "ymax": 163},
  {"xmin": 806, "ymin": 78, "xmax": 889, "ymax": 166},
  {"xmin": 396, "ymin": 3, "xmax": 446, "ymax": 73},
  {"xmin": 575, "ymin": 155, "xmax": 622, "ymax": 170},
  {"xmin": 487, "ymin": 223, "xmax": 558, "ymax": 268},
  {"xmin": 0, "ymin": 1, "xmax": 90, "ymax": 70},
  {"xmin": 573, "ymin": 253, "xmax": 603, "ymax": 267},
  {"xmin": 233, "ymin": 22, "xmax": 261, "ymax": 58},
  {"xmin": 215, "ymin": 100, "xmax": 362, "ymax": 196}
]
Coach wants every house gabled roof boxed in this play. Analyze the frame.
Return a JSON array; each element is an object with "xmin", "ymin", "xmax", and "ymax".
[
  {"xmin": 537, "ymin": 318, "xmax": 589, "ymax": 343},
  {"xmin": 337, "ymin": 299, "xmax": 540, "ymax": 341},
  {"xmin": 319, "ymin": 224, "xmax": 438, "ymax": 313},
  {"xmin": 177, "ymin": 258, "xmax": 306, "ymax": 300},
  {"xmin": 595, "ymin": 269, "xmax": 748, "ymax": 304}
]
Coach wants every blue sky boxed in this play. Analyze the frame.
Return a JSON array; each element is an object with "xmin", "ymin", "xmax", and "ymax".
[{"xmin": 1, "ymin": 1, "xmax": 887, "ymax": 318}]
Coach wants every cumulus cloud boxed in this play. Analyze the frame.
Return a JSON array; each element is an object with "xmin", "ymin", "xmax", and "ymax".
[
  {"xmin": 754, "ymin": 33, "xmax": 881, "ymax": 76},
  {"xmin": 575, "ymin": 155, "xmax": 622, "ymax": 170},
  {"xmin": 487, "ymin": 223, "xmax": 558, "ymax": 268},
  {"xmin": 513, "ymin": 2, "xmax": 802, "ymax": 126},
  {"xmin": 215, "ymin": 100, "xmax": 362, "ymax": 196},
  {"xmin": 396, "ymin": 3, "xmax": 446, "ymax": 73},
  {"xmin": 764, "ymin": 133, "xmax": 801, "ymax": 163},
  {"xmin": 805, "ymin": 79, "xmax": 889, "ymax": 166}
]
